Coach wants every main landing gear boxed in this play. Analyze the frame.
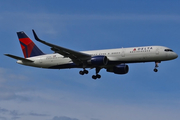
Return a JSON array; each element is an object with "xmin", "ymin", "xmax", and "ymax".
[
  {"xmin": 79, "ymin": 69, "xmax": 89, "ymax": 75},
  {"xmin": 154, "ymin": 61, "xmax": 161, "ymax": 72},
  {"xmin": 92, "ymin": 67, "xmax": 101, "ymax": 80},
  {"xmin": 79, "ymin": 67, "xmax": 102, "ymax": 80}
]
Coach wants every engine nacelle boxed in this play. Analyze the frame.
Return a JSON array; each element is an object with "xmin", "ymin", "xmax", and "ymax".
[
  {"xmin": 87, "ymin": 56, "xmax": 108, "ymax": 66},
  {"xmin": 107, "ymin": 64, "xmax": 129, "ymax": 74}
]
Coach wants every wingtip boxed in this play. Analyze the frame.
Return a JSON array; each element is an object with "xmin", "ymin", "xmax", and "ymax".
[
  {"xmin": 32, "ymin": 29, "xmax": 35, "ymax": 35},
  {"xmin": 32, "ymin": 29, "xmax": 40, "ymax": 41}
]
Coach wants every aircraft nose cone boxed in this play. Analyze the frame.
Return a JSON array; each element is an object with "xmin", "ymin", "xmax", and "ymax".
[
  {"xmin": 173, "ymin": 52, "xmax": 178, "ymax": 59},
  {"xmin": 175, "ymin": 53, "xmax": 178, "ymax": 58}
]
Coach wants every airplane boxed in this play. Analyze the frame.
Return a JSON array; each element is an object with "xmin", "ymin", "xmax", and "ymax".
[{"xmin": 5, "ymin": 30, "xmax": 178, "ymax": 79}]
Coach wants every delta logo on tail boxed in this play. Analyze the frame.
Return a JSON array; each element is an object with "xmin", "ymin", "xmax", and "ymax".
[{"xmin": 17, "ymin": 32, "xmax": 44, "ymax": 58}]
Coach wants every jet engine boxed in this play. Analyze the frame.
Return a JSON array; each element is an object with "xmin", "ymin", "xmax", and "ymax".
[
  {"xmin": 107, "ymin": 64, "xmax": 129, "ymax": 74},
  {"xmin": 87, "ymin": 56, "xmax": 108, "ymax": 66}
]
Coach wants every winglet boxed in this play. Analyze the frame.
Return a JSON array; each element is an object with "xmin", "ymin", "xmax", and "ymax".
[
  {"xmin": 32, "ymin": 29, "xmax": 58, "ymax": 50},
  {"xmin": 32, "ymin": 29, "xmax": 48, "ymax": 44},
  {"xmin": 32, "ymin": 29, "xmax": 41, "ymax": 41}
]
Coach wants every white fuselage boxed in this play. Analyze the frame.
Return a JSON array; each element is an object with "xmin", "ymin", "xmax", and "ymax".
[{"xmin": 17, "ymin": 46, "xmax": 178, "ymax": 69}]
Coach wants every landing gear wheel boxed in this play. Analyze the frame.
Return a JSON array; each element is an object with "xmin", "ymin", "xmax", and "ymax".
[
  {"xmin": 79, "ymin": 69, "xmax": 89, "ymax": 75},
  {"xmin": 79, "ymin": 71, "xmax": 84, "ymax": 75},
  {"xmin": 92, "ymin": 75, "xmax": 97, "ymax": 80},
  {"xmin": 92, "ymin": 74, "xmax": 101, "ymax": 80},
  {"xmin": 84, "ymin": 70, "xmax": 89, "ymax": 74},
  {"xmin": 96, "ymin": 74, "xmax": 101, "ymax": 79},
  {"xmin": 154, "ymin": 68, "xmax": 158, "ymax": 72}
]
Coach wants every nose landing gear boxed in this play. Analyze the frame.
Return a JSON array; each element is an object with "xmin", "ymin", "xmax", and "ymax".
[
  {"xmin": 154, "ymin": 68, "xmax": 158, "ymax": 72},
  {"xmin": 154, "ymin": 61, "xmax": 161, "ymax": 72}
]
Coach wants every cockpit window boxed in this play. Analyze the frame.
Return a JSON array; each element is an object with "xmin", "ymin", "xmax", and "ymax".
[{"xmin": 164, "ymin": 49, "xmax": 173, "ymax": 52}]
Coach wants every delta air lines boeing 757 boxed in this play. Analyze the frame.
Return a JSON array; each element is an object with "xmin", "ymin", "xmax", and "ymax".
[{"xmin": 5, "ymin": 30, "xmax": 178, "ymax": 79}]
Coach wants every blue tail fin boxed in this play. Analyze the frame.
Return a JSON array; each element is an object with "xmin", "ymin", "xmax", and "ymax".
[{"xmin": 17, "ymin": 31, "xmax": 44, "ymax": 58}]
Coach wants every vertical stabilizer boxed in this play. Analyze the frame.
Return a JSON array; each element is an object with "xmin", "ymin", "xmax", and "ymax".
[{"xmin": 17, "ymin": 31, "xmax": 44, "ymax": 58}]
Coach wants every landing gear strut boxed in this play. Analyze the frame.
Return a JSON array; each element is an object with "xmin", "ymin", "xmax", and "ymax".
[
  {"xmin": 79, "ymin": 69, "xmax": 89, "ymax": 75},
  {"xmin": 92, "ymin": 67, "xmax": 101, "ymax": 80},
  {"xmin": 154, "ymin": 61, "xmax": 161, "ymax": 72}
]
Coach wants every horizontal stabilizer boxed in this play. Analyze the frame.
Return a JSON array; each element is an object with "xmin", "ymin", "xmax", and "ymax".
[{"xmin": 4, "ymin": 54, "xmax": 34, "ymax": 62}]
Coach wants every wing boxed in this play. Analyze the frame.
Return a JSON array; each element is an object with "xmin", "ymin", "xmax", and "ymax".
[{"xmin": 32, "ymin": 30, "xmax": 91, "ymax": 65}]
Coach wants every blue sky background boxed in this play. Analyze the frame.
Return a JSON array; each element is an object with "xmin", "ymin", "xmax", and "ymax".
[{"xmin": 1, "ymin": 0, "xmax": 180, "ymax": 120}]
